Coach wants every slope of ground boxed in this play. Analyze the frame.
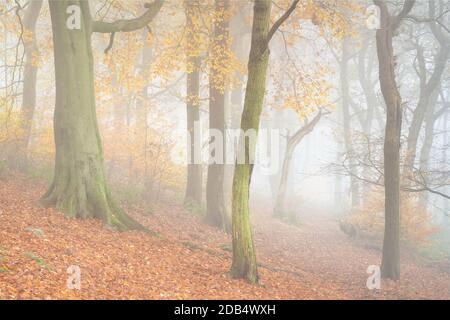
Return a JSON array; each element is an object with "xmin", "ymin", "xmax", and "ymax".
[{"xmin": 0, "ymin": 173, "xmax": 449, "ymax": 299}]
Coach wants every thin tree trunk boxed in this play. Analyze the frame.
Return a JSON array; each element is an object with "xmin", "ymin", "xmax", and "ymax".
[
  {"xmin": 19, "ymin": 0, "xmax": 43, "ymax": 166},
  {"xmin": 340, "ymin": 37, "xmax": 360, "ymax": 208},
  {"xmin": 137, "ymin": 29, "xmax": 154, "ymax": 201},
  {"xmin": 356, "ymin": 39, "xmax": 378, "ymax": 198},
  {"xmin": 184, "ymin": 1, "xmax": 203, "ymax": 208},
  {"xmin": 404, "ymin": 1, "xmax": 449, "ymax": 178},
  {"xmin": 274, "ymin": 112, "xmax": 322, "ymax": 219},
  {"xmin": 231, "ymin": 0, "xmax": 273, "ymax": 283},
  {"xmin": 357, "ymin": 39, "xmax": 377, "ymax": 136},
  {"xmin": 206, "ymin": 0, "xmax": 231, "ymax": 232},
  {"xmin": 374, "ymin": 0, "xmax": 415, "ymax": 280},
  {"xmin": 224, "ymin": 4, "xmax": 250, "ymax": 224},
  {"xmin": 274, "ymin": 142, "xmax": 294, "ymax": 218},
  {"xmin": 231, "ymin": 0, "xmax": 298, "ymax": 283},
  {"xmin": 419, "ymin": 89, "xmax": 441, "ymax": 205}
]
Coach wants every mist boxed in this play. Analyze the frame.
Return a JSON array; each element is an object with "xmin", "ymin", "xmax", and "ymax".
[{"xmin": 0, "ymin": 0, "xmax": 449, "ymax": 301}]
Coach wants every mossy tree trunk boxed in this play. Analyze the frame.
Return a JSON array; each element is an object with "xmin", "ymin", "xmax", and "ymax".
[
  {"xmin": 374, "ymin": 0, "xmax": 415, "ymax": 280},
  {"xmin": 43, "ymin": 0, "xmax": 163, "ymax": 231},
  {"xmin": 206, "ymin": 0, "xmax": 231, "ymax": 232},
  {"xmin": 224, "ymin": 5, "xmax": 251, "ymax": 219},
  {"xmin": 231, "ymin": 0, "xmax": 298, "ymax": 283}
]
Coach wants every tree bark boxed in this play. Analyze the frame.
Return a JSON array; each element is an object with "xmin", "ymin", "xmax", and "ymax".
[
  {"xmin": 357, "ymin": 38, "xmax": 377, "ymax": 136},
  {"xmin": 231, "ymin": 0, "xmax": 298, "ymax": 284},
  {"xmin": 184, "ymin": 1, "xmax": 203, "ymax": 208},
  {"xmin": 274, "ymin": 112, "xmax": 322, "ymax": 219},
  {"xmin": 19, "ymin": 0, "xmax": 43, "ymax": 166},
  {"xmin": 231, "ymin": 0, "xmax": 272, "ymax": 283},
  {"xmin": 206, "ymin": 0, "xmax": 231, "ymax": 232},
  {"xmin": 374, "ymin": 0, "xmax": 415, "ymax": 280},
  {"xmin": 404, "ymin": 45, "xmax": 449, "ymax": 177},
  {"xmin": 355, "ymin": 38, "xmax": 378, "ymax": 198},
  {"xmin": 43, "ymin": 0, "xmax": 162, "ymax": 231},
  {"xmin": 224, "ymin": 2, "xmax": 250, "ymax": 226},
  {"xmin": 340, "ymin": 37, "xmax": 360, "ymax": 208},
  {"xmin": 404, "ymin": 1, "xmax": 449, "ymax": 178}
]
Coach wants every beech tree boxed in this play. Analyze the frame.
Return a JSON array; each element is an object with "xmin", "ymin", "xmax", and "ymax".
[
  {"xmin": 374, "ymin": 0, "xmax": 415, "ymax": 280},
  {"xmin": 273, "ymin": 111, "xmax": 323, "ymax": 219},
  {"xmin": 19, "ymin": 0, "xmax": 43, "ymax": 166},
  {"xmin": 404, "ymin": 1, "xmax": 450, "ymax": 179},
  {"xmin": 206, "ymin": 0, "xmax": 231, "ymax": 232},
  {"xmin": 184, "ymin": 0, "xmax": 203, "ymax": 208},
  {"xmin": 339, "ymin": 37, "xmax": 361, "ymax": 208},
  {"xmin": 231, "ymin": 0, "xmax": 299, "ymax": 283},
  {"xmin": 42, "ymin": 0, "xmax": 164, "ymax": 231}
]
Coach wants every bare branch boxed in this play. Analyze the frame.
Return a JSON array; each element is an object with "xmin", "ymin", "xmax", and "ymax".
[{"xmin": 92, "ymin": 0, "xmax": 163, "ymax": 33}]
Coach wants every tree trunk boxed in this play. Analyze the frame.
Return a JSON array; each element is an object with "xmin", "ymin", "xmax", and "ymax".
[
  {"xmin": 442, "ymin": 110, "xmax": 450, "ymax": 213},
  {"xmin": 357, "ymin": 39, "xmax": 377, "ymax": 136},
  {"xmin": 273, "ymin": 142, "xmax": 294, "ymax": 218},
  {"xmin": 224, "ymin": 4, "xmax": 250, "ymax": 225},
  {"xmin": 404, "ymin": 2, "xmax": 449, "ymax": 178},
  {"xmin": 137, "ymin": 29, "xmax": 154, "ymax": 202},
  {"xmin": 43, "ymin": 0, "xmax": 145, "ymax": 232},
  {"xmin": 340, "ymin": 37, "xmax": 360, "ymax": 208},
  {"xmin": 274, "ymin": 112, "xmax": 322, "ymax": 219},
  {"xmin": 404, "ymin": 46, "xmax": 449, "ymax": 177},
  {"xmin": 356, "ymin": 39, "xmax": 378, "ymax": 199},
  {"xmin": 206, "ymin": 0, "xmax": 231, "ymax": 232},
  {"xmin": 19, "ymin": 0, "xmax": 43, "ymax": 166},
  {"xmin": 374, "ymin": 0, "xmax": 415, "ymax": 280},
  {"xmin": 418, "ymin": 89, "xmax": 441, "ymax": 205},
  {"xmin": 231, "ymin": 0, "xmax": 272, "ymax": 284},
  {"xmin": 184, "ymin": 1, "xmax": 203, "ymax": 208}
]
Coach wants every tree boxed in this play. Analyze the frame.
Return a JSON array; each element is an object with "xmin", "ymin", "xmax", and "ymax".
[
  {"xmin": 19, "ymin": 0, "xmax": 43, "ymax": 167},
  {"xmin": 270, "ymin": 45, "xmax": 334, "ymax": 219},
  {"xmin": 339, "ymin": 37, "xmax": 361, "ymax": 208},
  {"xmin": 206, "ymin": 0, "xmax": 231, "ymax": 232},
  {"xmin": 42, "ymin": 0, "xmax": 163, "ymax": 231},
  {"xmin": 184, "ymin": 0, "xmax": 203, "ymax": 208},
  {"xmin": 224, "ymin": 2, "xmax": 251, "ymax": 222},
  {"xmin": 374, "ymin": 0, "xmax": 415, "ymax": 280},
  {"xmin": 404, "ymin": 1, "xmax": 450, "ymax": 179},
  {"xmin": 231, "ymin": 0, "xmax": 299, "ymax": 283},
  {"xmin": 273, "ymin": 111, "xmax": 323, "ymax": 219}
]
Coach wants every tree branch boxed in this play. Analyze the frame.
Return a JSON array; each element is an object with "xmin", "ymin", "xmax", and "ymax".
[
  {"xmin": 104, "ymin": 32, "xmax": 115, "ymax": 54},
  {"xmin": 267, "ymin": 0, "xmax": 299, "ymax": 44},
  {"xmin": 392, "ymin": 0, "xmax": 416, "ymax": 30},
  {"xmin": 92, "ymin": 0, "xmax": 164, "ymax": 33}
]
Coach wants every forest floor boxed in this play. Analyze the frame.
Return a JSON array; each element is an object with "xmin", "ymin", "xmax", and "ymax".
[{"xmin": 0, "ymin": 172, "xmax": 449, "ymax": 299}]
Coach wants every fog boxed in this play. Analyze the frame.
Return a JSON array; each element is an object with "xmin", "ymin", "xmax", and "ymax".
[{"xmin": 0, "ymin": 0, "xmax": 449, "ymax": 300}]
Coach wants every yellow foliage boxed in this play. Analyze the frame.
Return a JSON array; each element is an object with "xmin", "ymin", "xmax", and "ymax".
[
  {"xmin": 28, "ymin": 125, "xmax": 55, "ymax": 163},
  {"xmin": 272, "ymin": 61, "xmax": 335, "ymax": 119},
  {"xmin": 0, "ymin": 109, "xmax": 23, "ymax": 145},
  {"xmin": 348, "ymin": 188, "xmax": 438, "ymax": 248},
  {"xmin": 101, "ymin": 119, "xmax": 185, "ymax": 195}
]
